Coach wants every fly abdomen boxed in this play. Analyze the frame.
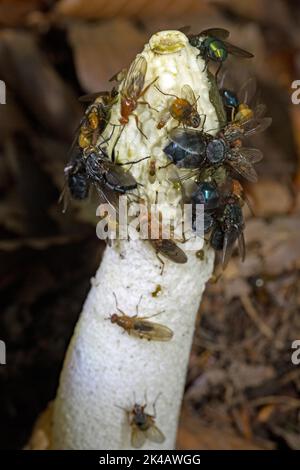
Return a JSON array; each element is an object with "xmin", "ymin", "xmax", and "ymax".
[
  {"xmin": 164, "ymin": 141, "xmax": 204, "ymax": 169},
  {"xmin": 68, "ymin": 172, "xmax": 90, "ymax": 200}
]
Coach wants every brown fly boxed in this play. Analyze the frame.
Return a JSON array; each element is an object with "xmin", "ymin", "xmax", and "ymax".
[
  {"xmin": 156, "ymin": 84, "xmax": 201, "ymax": 129},
  {"xmin": 76, "ymin": 89, "xmax": 118, "ymax": 149},
  {"xmin": 126, "ymin": 396, "xmax": 165, "ymax": 449},
  {"xmin": 119, "ymin": 55, "xmax": 157, "ymax": 138},
  {"xmin": 138, "ymin": 203, "xmax": 187, "ymax": 273},
  {"xmin": 107, "ymin": 293, "xmax": 173, "ymax": 341}
]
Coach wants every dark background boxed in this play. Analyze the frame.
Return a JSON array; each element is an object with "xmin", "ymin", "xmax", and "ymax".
[{"xmin": 0, "ymin": 0, "xmax": 299, "ymax": 450}]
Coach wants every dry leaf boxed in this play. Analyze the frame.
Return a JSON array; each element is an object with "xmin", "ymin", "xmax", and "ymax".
[
  {"xmin": 177, "ymin": 406, "xmax": 273, "ymax": 450},
  {"xmin": 0, "ymin": 0, "xmax": 43, "ymax": 27},
  {"xmin": 228, "ymin": 361, "xmax": 275, "ymax": 391},
  {"xmin": 212, "ymin": 0, "xmax": 292, "ymax": 31},
  {"xmin": 257, "ymin": 404, "xmax": 275, "ymax": 423},
  {"xmin": 186, "ymin": 368, "xmax": 227, "ymax": 402},
  {"xmin": 224, "ymin": 277, "xmax": 251, "ymax": 300},
  {"xmin": 249, "ymin": 179, "xmax": 292, "ymax": 217},
  {"xmin": 270, "ymin": 425, "xmax": 300, "ymax": 450}
]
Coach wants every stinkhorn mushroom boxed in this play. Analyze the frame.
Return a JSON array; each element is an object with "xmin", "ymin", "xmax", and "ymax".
[{"xmin": 52, "ymin": 30, "xmax": 224, "ymax": 450}]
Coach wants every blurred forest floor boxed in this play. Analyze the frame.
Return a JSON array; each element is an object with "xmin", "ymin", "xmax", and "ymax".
[{"xmin": 0, "ymin": 0, "xmax": 300, "ymax": 450}]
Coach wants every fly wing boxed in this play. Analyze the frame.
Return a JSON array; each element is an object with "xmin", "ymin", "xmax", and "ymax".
[
  {"xmin": 242, "ymin": 116, "xmax": 272, "ymax": 136},
  {"xmin": 93, "ymin": 182, "xmax": 121, "ymax": 214},
  {"xmin": 171, "ymin": 168, "xmax": 200, "ymax": 183},
  {"xmin": 239, "ymin": 77, "xmax": 256, "ymax": 104},
  {"xmin": 60, "ymin": 150, "xmax": 82, "ymax": 212},
  {"xmin": 222, "ymin": 228, "xmax": 239, "ymax": 268},
  {"xmin": 67, "ymin": 129, "xmax": 82, "ymax": 161},
  {"xmin": 223, "ymin": 41, "xmax": 254, "ymax": 58},
  {"xmin": 181, "ymin": 84, "xmax": 197, "ymax": 106},
  {"xmin": 58, "ymin": 184, "xmax": 68, "ymax": 213},
  {"xmin": 132, "ymin": 320, "xmax": 173, "ymax": 341},
  {"xmin": 122, "ymin": 55, "xmax": 147, "ymax": 101},
  {"xmin": 253, "ymin": 103, "xmax": 267, "ymax": 119},
  {"xmin": 68, "ymin": 111, "xmax": 88, "ymax": 156},
  {"xmin": 227, "ymin": 148, "xmax": 262, "ymax": 183},
  {"xmin": 79, "ymin": 91, "xmax": 110, "ymax": 103},
  {"xmin": 179, "ymin": 25, "xmax": 191, "ymax": 35},
  {"xmin": 101, "ymin": 160, "xmax": 137, "ymax": 192},
  {"xmin": 109, "ymin": 67, "xmax": 127, "ymax": 83},
  {"xmin": 131, "ymin": 425, "xmax": 146, "ymax": 449},
  {"xmin": 145, "ymin": 424, "xmax": 166, "ymax": 444},
  {"xmin": 218, "ymin": 69, "xmax": 229, "ymax": 89},
  {"xmin": 236, "ymin": 147, "xmax": 263, "ymax": 163},
  {"xmin": 157, "ymin": 239, "xmax": 188, "ymax": 264},
  {"xmin": 168, "ymin": 128, "xmax": 206, "ymax": 155},
  {"xmin": 201, "ymin": 28, "xmax": 230, "ymax": 39}
]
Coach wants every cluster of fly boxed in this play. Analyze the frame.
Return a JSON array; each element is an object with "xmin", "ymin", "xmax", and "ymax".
[
  {"xmin": 61, "ymin": 88, "xmax": 137, "ymax": 210},
  {"xmin": 61, "ymin": 26, "xmax": 272, "ymax": 448},
  {"xmin": 62, "ymin": 25, "xmax": 271, "ymax": 272},
  {"xmin": 108, "ymin": 291, "xmax": 171, "ymax": 447},
  {"xmin": 62, "ymin": 54, "xmax": 188, "ymax": 268},
  {"xmin": 162, "ymin": 27, "xmax": 272, "ymax": 268}
]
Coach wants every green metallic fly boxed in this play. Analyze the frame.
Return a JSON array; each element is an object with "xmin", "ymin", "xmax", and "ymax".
[{"xmin": 181, "ymin": 27, "xmax": 253, "ymax": 75}]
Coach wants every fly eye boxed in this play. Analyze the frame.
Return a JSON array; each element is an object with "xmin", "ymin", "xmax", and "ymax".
[{"xmin": 192, "ymin": 116, "xmax": 200, "ymax": 127}]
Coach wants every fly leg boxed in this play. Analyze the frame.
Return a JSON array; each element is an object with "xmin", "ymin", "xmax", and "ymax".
[
  {"xmin": 215, "ymin": 62, "xmax": 223, "ymax": 79},
  {"xmin": 136, "ymin": 77, "xmax": 159, "ymax": 113},
  {"xmin": 200, "ymin": 113, "xmax": 207, "ymax": 130},
  {"xmin": 137, "ymin": 100, "xmax": 159, "ymax": 113},
  {"xmin": 158, "ymin": 161, "xmax": 172, "ymax": 170},
  {"xmin": 152, "ymin": 392, "xmax": 162, "ymax": 418},
  {"xmin": 144, "ymin": 310, "xmax": 165, "ymax": 320},
  {"xmin": 117, "ymin": 156, "xmax": 150, "ymax": 172},
  {"xmin": 140, "ymin": 77, "xmax": 159, "ymax": 98},
  {"xmin": 113, "ymin": 292, "xmax": 127, "ymax": 316},
  {"xmin": 201, "ymin": 57, "xmax": 209, "ymax": 72},
  {"xmin": 143, "ymin": 391, "xmax": 148, "ymax": 408},
  {"xmin": 132, "ymin": 113, "xmax": 148, "ymax": 139},
  {"xmin": 156, "ymin": 252, "xmax": 165, "ymax": 275},
  {"xmin": 135, "ymin": 295, "xmax": 143, "ymax": 317},
  {"xmin": 230, "ymin": 106, "xmax": 235, "ymax": 122}
]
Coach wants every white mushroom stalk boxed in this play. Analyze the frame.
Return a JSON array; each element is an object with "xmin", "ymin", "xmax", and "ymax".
[{"xmin": 52, "ymin": 30, "xmax": 221, "ymax": 450}]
